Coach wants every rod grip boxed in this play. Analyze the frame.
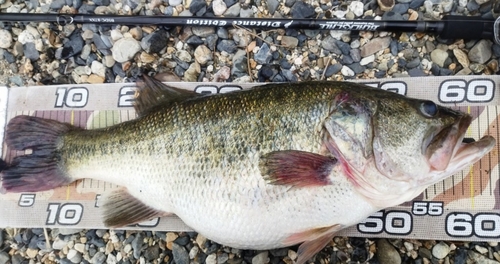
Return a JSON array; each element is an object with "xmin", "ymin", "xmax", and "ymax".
[{"xmin": 439, "ymin": 15, "xmax": 495, "ymax": 41}]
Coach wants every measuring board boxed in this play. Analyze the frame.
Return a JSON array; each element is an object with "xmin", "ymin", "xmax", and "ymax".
[{"xmin": 0, "ymin": 75, "xmax": 499, "ymax": 241}]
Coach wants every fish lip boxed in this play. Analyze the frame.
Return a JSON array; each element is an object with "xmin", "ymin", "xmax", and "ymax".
[{"xmin": 425, "ymin": 114, "xmax": 472, "ymax": 171}]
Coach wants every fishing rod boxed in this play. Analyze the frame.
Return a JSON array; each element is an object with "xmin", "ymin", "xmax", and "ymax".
[{"xmin": 1, "ymin": 12, "xmax": 499, "ymax": 44}]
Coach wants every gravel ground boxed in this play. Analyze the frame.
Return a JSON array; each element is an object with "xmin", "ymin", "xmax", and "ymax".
[{"xmin": 1, "ymin": 0, "xmax": 500, "ymax": 263}]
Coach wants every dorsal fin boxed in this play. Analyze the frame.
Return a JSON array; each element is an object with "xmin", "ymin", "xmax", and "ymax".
[{"xmin": 134, "ymin": 75, "xmax": 200, "ymax": 116}]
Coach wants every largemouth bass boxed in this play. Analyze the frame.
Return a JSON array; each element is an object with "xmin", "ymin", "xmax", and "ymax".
[{"xmin": 0, "ymin": 77, "xmax": 495, "ymax": 263}]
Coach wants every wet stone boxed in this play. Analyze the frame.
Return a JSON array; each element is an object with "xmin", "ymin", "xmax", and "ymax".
[{"xmin": 190, "ymin": 0, "xmax": 207, "ymax": 14}]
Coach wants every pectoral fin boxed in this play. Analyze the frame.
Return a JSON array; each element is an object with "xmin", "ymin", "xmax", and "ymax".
[
  {"xmin": 102, "ymin": 188, "xmax": 171, "ymax": 227},
  {"xmin": 284, "ymin": 225, "xmax": 342, "ymax": 264},
  {"xmin": 135, "ymin": 75, "xmax": 201, "ymax": 116},
  {"xmin": 259, "ymin": 150, "xmax": 337, "ymax": 187}
]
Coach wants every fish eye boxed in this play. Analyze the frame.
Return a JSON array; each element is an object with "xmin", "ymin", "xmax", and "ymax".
[{"xmin": 420, "ymin": 101, "xmax": 438, "ymax": 117}]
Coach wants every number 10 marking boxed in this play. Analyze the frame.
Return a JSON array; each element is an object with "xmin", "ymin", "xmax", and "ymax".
[
  {"xmin": 55, "ymin": 87, "xmax": 89, "ymax": 108},
  {"xmin": 46, "ymin": 203, "xmax": 84, "ymax": 225}
]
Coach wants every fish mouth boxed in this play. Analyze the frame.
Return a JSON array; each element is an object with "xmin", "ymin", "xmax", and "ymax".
[{"xmin": 424, "ymin": 115, "xmax": 495, "ymax": 172}]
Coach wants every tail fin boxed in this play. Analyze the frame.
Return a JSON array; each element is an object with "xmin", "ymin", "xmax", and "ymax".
[{"xmin": 1, "ymin": 115, "xmax": 79, "ymax": 193}]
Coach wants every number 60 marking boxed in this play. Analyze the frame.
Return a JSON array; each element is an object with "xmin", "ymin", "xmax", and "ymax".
[{"xmin": 438, "ymin": 79, "xmax": 495, "ymax": 103}]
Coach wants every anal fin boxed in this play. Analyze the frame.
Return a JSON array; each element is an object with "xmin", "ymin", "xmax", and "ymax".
[
  {"xmin": 284, "ymin": 224, "xmax": 342, "ymax": 264},
  {"xmin": 102, "ymin": 188, "xmax": 170, "ymax": 227}
]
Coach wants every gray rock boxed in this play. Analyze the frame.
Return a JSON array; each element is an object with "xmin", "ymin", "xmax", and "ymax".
[
  {"xmin": 61, "ymin": 31, "xmax": 84, "ymax": 59},
  {"xmin": 132, "ymin": 233, "xmax": 145, "ymax": 259},
  {"xmin": 468, "ymin": 40, "xmax": 492, "ymax": 64},
  {"xmin": 360, "ymin": 37, "xmax": 391, "ymax": 57},
  {"xmin": 282, "ymin": 69, "xmax": 297, "ymax": 81},
  {"xmin": 376, "ymin": 239, "xmax": 401, "ymax": 264},
  {"xmin": 224, "ymin": 3, "xmax": 241, "ymax": 16},
  {"xmin": 91, "ymin": 61, "xmax": 106, "ymax": 77},
  {"xmin": 0, "ymin": 252, "xmax": 9, "ymax": 264},
  {"xmin": 406, "ymin": 57, "xmax": 421, "ymax": 68},
  {"xmin": 267, "ymin": 0, "xmax": 279, "ymax": 15},
  {"xmin": 341, "ymin": 65, "xmax": 355, "ymax": 76},
  {"xmin": 24, "ymin": 42, "xmax": 39, "ymax": 61},
  {"xmin": 348, "ymin": 62, "xmax": 365, "ymax": 74},
  {"xmin": 0, "ymin": 29, "xmax": 12, "ymax": 49},
  {"xmin": 432, "ymin": 242, "xmax": 450, "ymax": 259},
  {"xmin": 194, "ymin": 45, "xmax": 213, "ymax": 65},
  {"xmin": 280, "ymin": 36, "xmax": 298, "ymax": 48},
  {"xmin": 172, "ymin": 243, "xmax": 189, "ymax": 264},
  {"xmin": 192, "ymin": 27, "xmax": 216, "ymax": 37},
  {"xmin": 408, "ymin": 68, "xmax": 427, "ymax": 76},
  {"xmin": 217, "ymin": 27, "xmax": 229, "ymax": 39},
  {"xmin": 0, "ymin": 229, "xmax": 3, "ymax": 246},
  {"xmin": 441, "ymin": 0, "xmax": 453, "ymax": 12},
  {"xmin": 218, "ymin": 253, "xmax": 229, "ymax": 264},
  {"xmin": 418, "ymin": 247, "xmax": 432, "ymax": 259},
  {"xmin": 290, "ymin": 1, "xmax": 315, "ymax": 18},
  {"xmin": 232, "ymin": 49, "xmax": 248, "ymax": 76},
  {"xmin": 189, "ymin": 0, "xmax": 206, "ymax": 14},
  {"xmin": 144, "ymin": 244, "xmax": 160, "ymax": 261},
  {"xmin": 382, "ymin": 11, "xmax": 404, "ymax": 20},
  {"xmin": 164, "ymin": 6, "xmax": 175, "ymax": 15},
  {"xmin": 254, "ymin": 43, "xmax": 272, "ymax": 64},
  {"xmin": 50, "ymin": 0, "xmax": 66, "ymax": 9},
  {"xmin": 176, "ymin": 50, "xmax": 192, "ymax": 62},
  {"xmin": 67, "ymin": 249, "xmax": 82, "ymax": 264},
  {"xmin": 240, "ymin": 7, "xmax": 254, "ymax": 17},
  {"xmin": 148, "ymin": 30, "xmax": 169, "ymax": 54},
  {"xmin": 430, "ymin": 49, "xmax": 449, "ymax": 67},
  {"xmin": 213, "ymin": 0, "xmax": 227, "ymax": 15},
  {"xmin": 350, "ymin": 49, "xmax": 361, "ymax": 62},
  {"xmin": 252, "ymin": 251, "xmax": 269, "ymax": 264},
  {"xmin": 321, "ymin": 36, "xmax": 342, "ymax": 54},
  {"xmin": 91, "ymin": 252, "xmax": 106, "ymax": 264},
  {"xmin": 217, "ymin": 40, "xmax": 238, "ymax": 54},
  {"xmin": 112, "ymin": 37, "xmax": 141, "ymax": 63},
  {"xmin": 169, "ymin": 0, "xmax": 182, "ymax": 5},
  {"xmin": 392, "ymin": 3, "xmax": 409, "ymax": 13},
  {"xmin": 9, "ymin": 76, "xmax": 24, "ymax": 86},
  {"xmin": 468, "ymin": 250, "xmax": 499, "ymax": 264},
  {"xmin": 206, "ymin": 34, "xmax": 218, "ymax": 51},
  {"xmin": 324, "ymin": 63, "xmax": 342, "ymax": 77}
]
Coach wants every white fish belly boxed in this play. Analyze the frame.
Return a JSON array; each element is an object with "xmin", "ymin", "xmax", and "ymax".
[{"xmin": 120, "ymin": 164, "xmax": 377, "ymax": 250}]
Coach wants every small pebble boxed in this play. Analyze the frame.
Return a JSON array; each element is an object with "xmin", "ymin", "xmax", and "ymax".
[{"xmin": 432, "ymin": 242, "xmax": 450, "ymax": 259}]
